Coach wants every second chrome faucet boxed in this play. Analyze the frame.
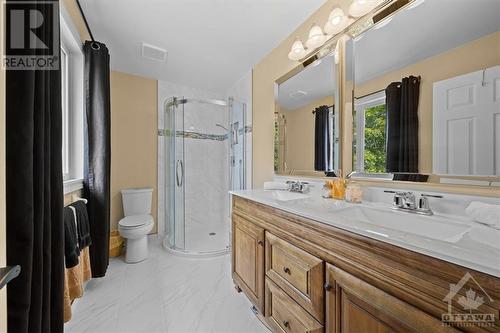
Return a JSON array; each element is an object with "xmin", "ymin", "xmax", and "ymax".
[{"xmin": 385, "ymin": 191, "xmax": 443, "ymax": 216}]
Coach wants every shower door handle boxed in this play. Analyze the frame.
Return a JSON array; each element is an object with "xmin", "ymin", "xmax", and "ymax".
[{"xmin": 176, "ymin": 160, "xmax": 184, "ymax": 187}]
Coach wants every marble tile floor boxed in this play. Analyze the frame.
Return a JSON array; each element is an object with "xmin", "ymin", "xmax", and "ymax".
[{"xmin": 65, "ymin": 236, "xmax": 269, "ymax": 333}]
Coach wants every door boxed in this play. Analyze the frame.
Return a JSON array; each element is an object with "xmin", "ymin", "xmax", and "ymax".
[
  {"xmin": 232, "ymin": 215, "xmax": 265, "ymax": 312},
  {"xmin": 433, "ymin": 66, "xmax": 500, "ymax": 176},
  {"xmin": 164, "ymin": 98, "xmax": 186, "ymax": 250},
  {"xmin": 325, "ymin": 264, "xmax": 453, "ymax": 333}
]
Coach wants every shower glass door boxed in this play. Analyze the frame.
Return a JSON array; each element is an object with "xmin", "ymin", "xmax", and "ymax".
[
  {"xmin": 164, "ymin": 97, "xmax": 230, "ymax": 256},
  {"xmin": 165, "ymin": 98, "xmax": 185, "ymax": 250}
]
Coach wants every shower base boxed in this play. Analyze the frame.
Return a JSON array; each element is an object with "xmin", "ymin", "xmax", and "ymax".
[{"xmin": 162, "ymin": 222, "xmax": 230, "ymax": 258}]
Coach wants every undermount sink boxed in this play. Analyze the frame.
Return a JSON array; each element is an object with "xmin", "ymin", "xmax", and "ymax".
[
  {"xmin": 263, "ymin": 190, "xmax": 310, "ymax": 202},
  {"xmin": 334, "ymin": 205, "xmax": 470, "ymax": 243}
]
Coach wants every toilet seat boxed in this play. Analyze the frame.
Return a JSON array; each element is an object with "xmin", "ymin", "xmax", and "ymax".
[{"xmin": 119, "ymin": 214, "xmax": 153, "ymax": 229}]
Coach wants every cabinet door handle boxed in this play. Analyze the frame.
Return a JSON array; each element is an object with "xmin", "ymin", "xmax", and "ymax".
[
  {"xmin": 257, "ymin": 240, "xmax": 264, "ymax": 246},
  {"xmin": 324, "ymin": 283, "xmax": 333, "ymax": 291},
  {"xmin": 283, "ymin": 321, "xmax": 290, "ymax": 328},
  {"xmin": 283, "ymin": 267, "xmax": 291, "ymax": 274}
]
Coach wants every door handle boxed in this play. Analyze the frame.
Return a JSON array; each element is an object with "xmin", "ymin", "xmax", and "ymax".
[
  {"xmin": 176, "ymin": 160, "xmax": 184, "ymax": 187},
  {"xmin": 0, "ymin": 265, "xmax": 21, "ymax": 289}
]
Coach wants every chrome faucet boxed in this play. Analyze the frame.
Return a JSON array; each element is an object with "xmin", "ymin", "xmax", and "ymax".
[
  {"xmin": 386, "ymin": 191, "xmax": 442, "ymax": 216},
  {"xmin": 286, "ymin": 180, "xmax": 310, "ymax": 194}
]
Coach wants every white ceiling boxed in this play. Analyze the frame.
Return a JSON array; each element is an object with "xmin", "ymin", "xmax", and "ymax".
[
  {"xmin": 277, "ymin": 56, "xmax": 336, "ymax": 110},
  {"xmin": 350, "ymin": 0, "xmax": 500, "ymax": 83},
  {"xmin": 80, "ymin": 0, "xmax": 327, "ymax": 94}
]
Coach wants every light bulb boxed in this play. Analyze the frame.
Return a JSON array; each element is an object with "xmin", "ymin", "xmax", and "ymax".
[
  {"xmin": 305, "ymin": 24, "xmax": 327, "ymax": 50},
  {"xmin": 324, "ymin": 7, "xmax": 349, "ymax": 35},
  {"xmin": 288, "ymin": 39, "xmax": 307, "ymax": 61},
  {"xmin": 349, "ymin": 0, "xmax": 379, "ymax": 17}
]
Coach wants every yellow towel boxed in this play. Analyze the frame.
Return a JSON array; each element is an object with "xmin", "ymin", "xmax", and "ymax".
[{"xmin": 64, "ymin": 247, "xmax": 92, "ymax": 322}]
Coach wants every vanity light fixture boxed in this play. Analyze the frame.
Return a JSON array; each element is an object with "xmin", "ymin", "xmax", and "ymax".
[
  {"xmin": 305, "ymin": 24, "xmax": 328, "ymax": 50},
  {"xmin": 288, "ymin": 38, "xmax": 308, "ymax": 61},
  {"xmin": 287, "ymin": 0, "xmax": 395, "ymax": 62}
]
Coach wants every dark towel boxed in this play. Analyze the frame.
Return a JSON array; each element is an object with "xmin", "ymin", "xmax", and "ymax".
[
  {"xmin": 70, "ymin": 200, "xmax": 92, "ymax": 249},
  {"xmin": 64, "ymin": 207, "xmax": 80, "ymax": 268}
]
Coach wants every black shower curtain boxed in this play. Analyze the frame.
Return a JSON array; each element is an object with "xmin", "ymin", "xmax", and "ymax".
[
  {"xmin": 314, "ymin": 105, "xmax": 331, "ymax": 171},
  {"xmin": 385, "ymin": 76, "xmax": 420, "ymax": 173},
  {"xmin": 83, "ymin": 41, "xmax": 111, "ymax": 278},
  {"xmin": 6, "ymin": 1, "xmax": 64, "ymax": 332}
]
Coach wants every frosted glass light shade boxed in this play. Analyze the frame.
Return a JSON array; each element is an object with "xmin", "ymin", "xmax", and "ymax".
[
  {"xmin": 324, "ymin": 7, "xmax": 349, "ymax": 35},
  {"xmin": 349, "ymin": 0, "xmax": 379, "ymax": 17},
  {"xmin": 305, "ymin": 24, "xmax": 327, "ymax": 49},
  {"xmin": 288, "ymin": 39, "xmax": 307, "ymax": 61}
]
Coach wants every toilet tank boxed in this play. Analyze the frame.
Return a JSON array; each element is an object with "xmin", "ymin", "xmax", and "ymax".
[{"xmin": 121, "ymin": 188, "xmax": 153, "ymax": 216}]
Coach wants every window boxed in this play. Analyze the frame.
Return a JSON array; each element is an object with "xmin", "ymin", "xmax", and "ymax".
[
  {"xmin": 354, "ymin": 91, "xmax": 388, "ymax": 174},
  {"xmin": 61, "ymin": 46, "xmax": 70, "ymax": 180},
  {"xmin": 60, "ymin": 12, "xmax": 84, "ymax": 192}
]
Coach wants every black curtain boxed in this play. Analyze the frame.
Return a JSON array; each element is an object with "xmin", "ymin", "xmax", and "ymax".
[
  {"xmin": 385, "ymin": 76, "xmax": 420, "ymax": 173},
  {"xmin": 314, "ymin": 105, "xmax": 331, "ymax": 171},
  {"xmin": 83, "ymin": 41, "xmax": 111, "ymax": 278},
  {"xmin": 6, "ymin": 1, "xmax": 64, "ymax": 332}
]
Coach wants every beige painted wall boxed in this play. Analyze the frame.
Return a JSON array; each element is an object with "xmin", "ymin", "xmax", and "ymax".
[
  {"xmin": 353, "ymin": 32, "xmax": 500, "ymax": 174},
  {"xmin": 0, "ymin": 14, "xmax": 7, "ymax": 330},
  {"xmin": 253, "ymin": 1, "xmax": 499, "ymax": 196},
  {"xmin": 110, "ymin": 71, "xmax": 158, "ymax": 233},
  {"xmin": 282, "ymin": 96, "xmax": 334, "ymax": 172}
]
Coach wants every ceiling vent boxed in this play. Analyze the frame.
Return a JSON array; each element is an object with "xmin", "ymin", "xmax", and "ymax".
[{"xmin": 141, "ymin": 43, "xmax": 167, "ymax": 62}]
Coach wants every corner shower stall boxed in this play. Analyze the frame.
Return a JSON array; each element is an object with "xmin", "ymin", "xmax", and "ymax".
[{"xmin": 160, "ymin": 97, "xmax": 246, "ymax": 256}]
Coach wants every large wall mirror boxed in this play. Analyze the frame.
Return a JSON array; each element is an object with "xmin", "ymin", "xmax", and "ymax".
[
  {"xmin": 347, "ymin": 0, "xmax": 500, "ymax": 184},
  {"xmin": 275, "ymin": 49, "xmax": 342, "ymax": 177}
]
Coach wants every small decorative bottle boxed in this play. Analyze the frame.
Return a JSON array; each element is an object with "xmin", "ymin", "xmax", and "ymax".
[{"xmin": 345, "ymin": 181, "xmax": 363, "ymax": 203}]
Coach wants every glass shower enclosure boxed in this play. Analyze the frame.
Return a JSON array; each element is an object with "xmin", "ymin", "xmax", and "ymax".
[{"xmin": 162, "ymin": 97, "xmax": 246, "ymax": 256}]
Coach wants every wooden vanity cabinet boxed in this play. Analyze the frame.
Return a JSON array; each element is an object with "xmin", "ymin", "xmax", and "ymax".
[
  {"xmin": 232, "ymin": 215, "xmax": 265, "ymax": 312},
  {"xmin": 232, "ymin": 196, "xmax": 500, "ymax": 333},
  {"xmin": 325, "ymin": 264, "xmax": 457, "ymax": 333}
]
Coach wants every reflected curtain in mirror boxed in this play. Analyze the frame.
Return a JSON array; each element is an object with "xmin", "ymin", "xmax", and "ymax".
[
  {"xmin": 386, "ymin": 76, "xmax": 420, "ymax": 173},
  {"xmin": 314, "ymin": 105, "xmax": 331, "ymax": 171}
]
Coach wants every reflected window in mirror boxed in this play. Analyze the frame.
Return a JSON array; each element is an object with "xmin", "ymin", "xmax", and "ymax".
[{"xmin": 354, "ymin": 90, "xmax": 387, "ymax": 174}]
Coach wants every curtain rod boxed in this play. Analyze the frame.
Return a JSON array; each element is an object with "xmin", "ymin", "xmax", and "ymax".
[
  {"xmin": 312, "ymin": 105, "xmax": 334, "ymax": 114},
  {"xmin": 355, "ymin": 75, "xmax": 421, "ymax": 100},
  {"xmin": 75, "ymin": 0, "xmax": 95, "ymax": 42}
]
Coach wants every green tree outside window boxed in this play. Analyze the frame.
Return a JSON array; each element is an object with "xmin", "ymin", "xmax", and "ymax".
[{"xmin": 364, "ymin": 104, "xmax": 387, "ymax": 173}]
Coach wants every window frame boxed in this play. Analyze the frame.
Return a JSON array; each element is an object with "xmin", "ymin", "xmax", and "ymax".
[
  {"xmin": 60, "ymin": 8, "xmax": 85, "ymax": 193},
  {"xmin": 353, "ymin": 90, "xmax": 392, "ymax": 179}
]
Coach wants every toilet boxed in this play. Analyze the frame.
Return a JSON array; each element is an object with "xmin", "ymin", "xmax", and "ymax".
[{"xmin": 118, "ymin": 188, "xmax": 154, "ymax": 263}]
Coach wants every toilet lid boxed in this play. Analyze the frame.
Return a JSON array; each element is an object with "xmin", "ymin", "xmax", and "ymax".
[{"xmin": 119, "ymin": 215, "xmax": 153, "ymax": 228}]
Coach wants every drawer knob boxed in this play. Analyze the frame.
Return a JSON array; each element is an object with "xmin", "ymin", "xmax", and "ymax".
[
  {"xmin": 257, "ymin": 240, "xmax": 264, "ymax": 246},
  {"xmin": 283, "ymin": 267, "xmax": 291, "ymax": 274},
  {"xmin": 324, "ymin": 283, "xmax": 333, "ymax": 291},
  {"xmin": 283, "ymin": 320, "xmax": 290, "ymax": 328}
]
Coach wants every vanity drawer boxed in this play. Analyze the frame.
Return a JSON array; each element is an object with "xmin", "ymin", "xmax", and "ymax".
[
  {"xmin": 266, "ymin": 278, "xmax": 323, "ymax": 333},
  {"xmin": 265, "ymin": 232, "xmax": 324, "ymax": 323}
]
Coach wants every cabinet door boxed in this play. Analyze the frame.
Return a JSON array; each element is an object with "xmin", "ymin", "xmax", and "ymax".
[
  {"xmin": 232, "ymin": 215, "xmax": 265, "ymax": 312},
  {"xmin": 325, "ymin": 264, "xmax": 456, "ymax": 333}
]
